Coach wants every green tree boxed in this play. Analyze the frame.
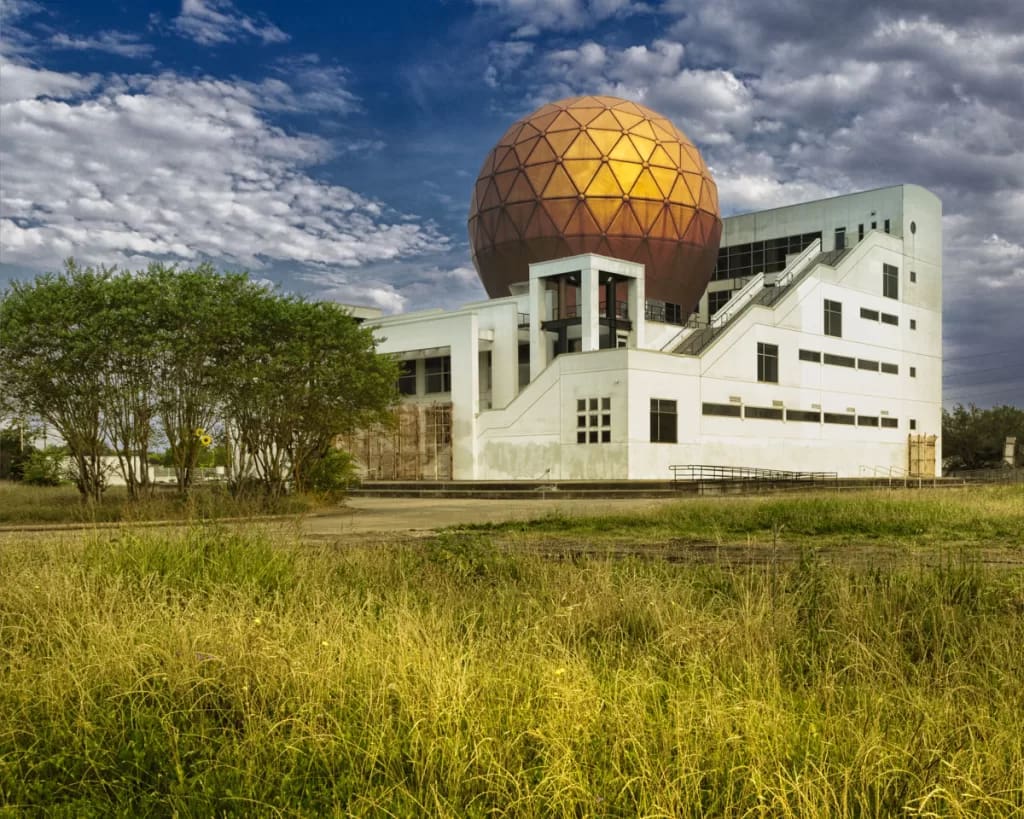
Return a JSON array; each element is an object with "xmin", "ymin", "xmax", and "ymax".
[
  {"xmin": 225, "ymin": 295, "xmax": 397, "ymax": 496},
  {"xmin": 0, "ymin": 261, "xmax": 111, "ymax": 501},
  {"xmin": 942, "ymin": 403, "xmax": 1024, "ymax": 469}
]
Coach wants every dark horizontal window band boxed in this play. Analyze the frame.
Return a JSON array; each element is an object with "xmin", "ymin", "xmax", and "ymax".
[
  {"xmin": 881, "ymin": 313, "xmax": 899, "ymax": 326},
  {"xmin": 745, "ymin": 406, "xmax": 784, "ymax": 420},
  {"xmin": 823, "ymin": 353, "xmax": 856, "ymax": 368},
  {"xmin": 786, "ymin": 410, "xmax": 821, "ymax": 423},
  {"xmin": 799, "ymin": 349, "xmax": 821, "ymax": 362},
  {"xmin": 858, "ymin": 359, "xmax": 879, "ymax": 371},
  {"xmin": 702, "ymin": 403, "xmax": 742, "ymax": 417},
  {"xmin": 824, "ymin": 413, "xmax": 856, "ymax": 425}
]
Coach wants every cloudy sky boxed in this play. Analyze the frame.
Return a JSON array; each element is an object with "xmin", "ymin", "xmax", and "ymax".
[{"xmin": 1, "ymin": 0, "xmax": 1022, "ymax": 407}]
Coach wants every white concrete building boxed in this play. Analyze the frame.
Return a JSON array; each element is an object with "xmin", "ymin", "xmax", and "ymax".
[{"xmin": 361, "ymin": 184, "xmax": 942, "ymax": 480}]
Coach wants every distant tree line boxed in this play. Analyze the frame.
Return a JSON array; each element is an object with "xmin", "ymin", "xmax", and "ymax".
[
  {"xmin": 0, "ymin": 260, "xmax": 397, "ymax": 501},
  {"xmin": 942, "ymin": 403, "xmax": 1024, "ymax": 470}
]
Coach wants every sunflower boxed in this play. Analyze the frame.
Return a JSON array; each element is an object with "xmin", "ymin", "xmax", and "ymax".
[{"xmin": 199, "ymin": 434, "xmax": 213, "ymax": 447}]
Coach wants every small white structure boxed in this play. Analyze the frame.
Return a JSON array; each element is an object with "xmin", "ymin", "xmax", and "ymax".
[{"xmin": 363, "ymin": 184, "xmax": 942, "ymax": 480}]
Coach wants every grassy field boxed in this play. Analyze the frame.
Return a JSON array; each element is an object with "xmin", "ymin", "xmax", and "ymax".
[
  {"xmin": 0, "ymin": 481, "xmax": 330, "ymax": 525},
  {"xmin": 1, "ymin": 489, "xmax": 1023, "ymax": 816}
]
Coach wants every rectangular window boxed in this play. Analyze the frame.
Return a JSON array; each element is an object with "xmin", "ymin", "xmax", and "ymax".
[
  {"xmin": 824, "ymin": 412, "xmax": 856, "ymax": 425},
  {"xmin": 745, "ymin": 406, "xmax": 784, "ymax": 420},
  {"xmin": 881, "ymin": 417, "xmax": 899, "ymax": 428},
  {"xmin": 884, "ymin": 219, "xmax": 891, "ymax": 234},
  {"xmin": 757, "ymin": 342, "xmax": 779, "ymax": 383},
  {"xmin": 910, "ymin": 366, "xmax": 917, "ymax": 378},
  {"xmin": 799, "ymin": 349, "xmax": 821, "ymax": 362},
  {"xmin": 577, "ymin": 397, "xmax": 612, "ymax": 443},
  {"xmin": 871, "ymin": 221, "xmax": 877, "ymax": 230},
  {"xmin": 858, "ymin": 224, "xmax": 864, "ymax": 241},
  {"xmin": 910, "ymin": 319, "xmax": 917, "ymax": 330},
  {"xmin": 858, "ymin": 359, "xmax": 879, "ymax": 371},
  {"xmin": 858, "ymin": 416, "xmax": 880, "ymax": 427},
  {"xmin": 787, "ymin": 409, "xmax": 821, "ymax": 423},
  {"xmin": 910, "ymin": 271, "xmax": 917, "ymax": 283},
  {"xmin": 708, "ymin": 290, "xmax": 732, "ymax": 316},
  {"xmin": 823, "ymin": 353, "xmax": 856, "ymax": 368},
  {"xmin": 424, "ymin": 356, "xmax": 451, "ymax": 393},
  {"xmin": 881, "ymin": 313, "xmax": 899, "ymax": 326},
  {"xmin": 860, "ymin": 307, "xmax": 879, "ymax": 321},
  {"xmin": 881, "ymin": 362, "xmax": 899, "ymax": 375},
  {"xmin": 824, "ymin": 299, "xmax": 842, "ymax": 337},
  {"xmin": 397, "ymin": 360, "xmax": 417, "ymax": 395},
  {"xmin": 650, "ymin": 399, "xmax": 677, "ymax": 443},
  {"xmin": 910, "ymin": 419, "xmax": 917, "ymax": 430},
  {"xmin": 883, "ymin": 263, "xmax": 899, "ymax": 299},
  {"xmin": 703, "ymin": 402, "xmax": 742, "ymax": 418},
  {"xmin": 834, "ymin": 227, "xmax": 846, "ymax": 250}
]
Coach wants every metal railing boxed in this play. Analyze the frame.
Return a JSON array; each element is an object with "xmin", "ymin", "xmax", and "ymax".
[{"xmin": 670, "ymin": 464, "xmax": 838, "ymax": 485}]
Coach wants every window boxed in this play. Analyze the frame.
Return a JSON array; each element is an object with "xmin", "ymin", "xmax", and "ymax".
[
  {"xmin": 884, "ymin": 219, "xmax": 891, "ymax": 234},
  {"xmin": 703, "ymin": 402, "xmax": 742, "ymax": 418},
  {"xmin": 799, "ymin": 349, "xmax": 821, "ymax": 362},
  {"xmin": 823, "ymin": 353, "xmax": 855, "ymax": 368},
  {"xmin": 910, "ymin": 367, "xmax": 917, "ymax": 378},
  {"xmin": 883, "ymin": 263, "xmax": 899, "ymax": 299},
  {"xmin": 577, "ymin": 397, "xmax": 611, "ymax": 443},
  {"xmin": 650, "ymin": 399, "xmax": 677, "ymax": 443},
  {"xmin": 709, "ymin": 290, "xmax": 732, "ymax": 316},
  {"xmin": 858, "ymin": 224, "xmax": 864, "ymax": 241},
  {"xmin": 834, "ymin": 227, "xmax": 846, "ymax": 250},
  {"xmin": 881, "ymin": 313, "xmax": 899, "ymax": 326},
  {"xmin": 824, "ymin": 412, "xmax": 856, "ymax": 425},
  {"xmin": 910, "ymin": 271, "xmax": 917, "ymax": 283},
  {"xmin": 881, "ymin": 362, "xmax": 899, "ymax": 375},
  {"xmin": 871, "ymin": 221, "xmax": 877, "ymax": 230},
  {"xmin": 910, "ymin": 319, "xmax": 917, "ymax": 330},
  {"xmin": 910, "ymin": 419, "xmax": 917, "ymax": 431},
  {"xmin": 860, "ymin": 307, "xmax": 879, "ymax": 321},
  {"xmin": 425, "ymin": 356, "xmax": 451, "ymax": 393},
  {"xmin": 757, "ymin": 342, "xmax": 779, "ymax": 383},
  {"xmin": 666, "ymin": 302, "xmax": 682, "ymax": 324},
  {"xmin": 858, "ymin": 359, "xmax": 879, "ymax": 371},
  {"xmin": 858, "ymin": 416, "xmax": 879, "ymax": 427},
  {"xmin": 824, "ymin": 300, "xmax": 842, "ymax": 337},
  {"xmin": 711, "ymin": 232, "xmax": 821, "ymax": 282},
  {"xmin": 397, "ymin": 360, "xmax": 417, "ymax": 395},
  {"xmin": 745, "ymin": 406, "xmax": 783, "ymax": 420},
  {"xmin": 787, "ymin": 409, "xmax": 821, "ymax": 423},
  {"xmin": 881, "ymin": 417, "xmax": 899, "ymax": 428}
]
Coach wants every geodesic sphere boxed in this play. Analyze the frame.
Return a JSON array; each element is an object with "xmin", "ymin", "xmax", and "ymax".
[{"xmin": 468, "ymin": 95, "xmax": 722, "ymax": 310}]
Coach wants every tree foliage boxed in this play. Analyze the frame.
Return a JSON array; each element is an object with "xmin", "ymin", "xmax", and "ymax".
[
  {"xmin": 0, "ymin": 260, "xmax": 395, "ymax": 501},
  {"xmin": 942, "ymin": 403, "xmax": 1024, "ymax": 469}
]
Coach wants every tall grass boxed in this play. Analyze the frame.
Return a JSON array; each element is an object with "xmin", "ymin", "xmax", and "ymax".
[{"xmin": 2, "ymin": 525, "xmax": 1022, "ymax": 815}]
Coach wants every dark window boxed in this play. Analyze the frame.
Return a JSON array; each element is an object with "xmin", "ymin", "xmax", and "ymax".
[
  {"xmin": 823, "ymin": 353, "xmax": 856, "ymax": 368},
  {"xmin": 787, "ymin": 409, "xmax": 821, "ymax": 423},
  {"xmin": 910, "ymin": 367, "xmax": 917, "ymax": 378},
  {"xmin": 425, "ymin": 356, "xmax": 451, "ymax": 393},
  {"xmin": 910, "ymin": 319, "xmax": 917, "ymax": 330},
  {"xmin": 703, "ymin": 402, "xmax": 742, "ymax": 418},
  {"xmin": 881, "ymin": 362, "xmax": 899, "ymax": 375},
  {"xmin": 860, "ymin": 307, "xmax": 879, "ymax": 321},
  {"xmin": 858, "ymin": 224, "xmax": 864, "ymax": 241},
  {"xmin": 858, "ymin": 416, "xmax": 879, "ymax": 427},
  {"xmin": 883, "ymin": 263, "xmax": 899, "ymax": 299},
  {"xmin": 910, "ymin": 419, "xmax": 917, "ymax": 430},
  {"xmin": 577, "ymin": 397, "xmax": 611, "ymax": 444},
  {"xmin": 712, "ymin": 232, "xmax": 821, "ymax": 281},
  {"xmin": 650, "ymin": 399, "xmax": 677, "ymax": 443},
  {"xmin": 397, "ymin": 360, "xmax": 417, "ymax": 395},
  {"xmin": 881, "ymin": 417, "xmax": 899, "ymax": 428},
  {"xmin": 884, "ymin": 219, "xmax": 891, "ymax": 234},
  {"xmin": 910, "ymin": 221, "xmax": 917, "ymax": 234},
  {"xmin": 757, "ymin": 342, "xmax": 779, "ymax": 383},
  {"xmin": 835, "ymin": 227, "xmax": 846, "ymax": 250},
  {"xmin": 910, "ymin": 271, "xmax": 917, "ymax": 283},
  {"xmin": 745, "ymin": 406, "xmax": 784, "ymax": 420},
  {"xmin": 858, "ymin": 359, "xmax": 879, "ymax": 371},
  {"xmin": 708, "ymin": 290, "xmax": 732, "ymax": 316},
  {"xmin": 824, "ymin": 300, "xmax": 842, "ymax": 337},
  {"xmin": 799, "ymin": 349, "xmax": 821, "ymax": 363},
  {"xmin": 666, "ymin": 302, "xmax": 682, "ymax": 324},
  {"xmin": 871, "ymin": 221, "xmax": 877, "ymax": 230},
  {"xmin": 881, "ymin": 313, "xmax": 899, "ymax": 326},
  {"xmin": 824, "ymin": 413, "xmax": 856, "ymax": 425}
]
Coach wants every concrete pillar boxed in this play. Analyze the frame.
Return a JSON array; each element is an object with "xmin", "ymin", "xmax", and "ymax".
[
  {"xmin": 528, "ymin": 276, "xmax": 548, "ymax": 380},
  {"xmin": 628, "ymin": 269, "xmax": 645, "ymax": 348},
  {"xmin": 490, "ymin": 303, "xmax": 518, "ymax": 409},
  {"xmin": 581, "ymin": 260, "xmax": 600, "ymax": 352},
  {"xmin": 450, "ymin": 314, "xmax": 479, "ymax": 479}
]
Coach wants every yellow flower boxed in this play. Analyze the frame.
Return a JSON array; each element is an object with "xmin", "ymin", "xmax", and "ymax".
[
  {"xmin": 194, "ymin": 427, "xmax": 205, "ymax": 437},
  {"xmin": 200, "ymin": 434, "xmax": 213, "ymax": 447}
]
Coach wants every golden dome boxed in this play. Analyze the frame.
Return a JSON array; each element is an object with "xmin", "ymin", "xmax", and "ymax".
[{"xmin": 468, "ymin": 95, "xmax": 722, "ymax": 310}]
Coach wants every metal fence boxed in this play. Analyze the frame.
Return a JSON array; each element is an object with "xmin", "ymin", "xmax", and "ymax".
[{"xmin": 670, "ymin": 464, "xmax": 838, "ymax": 485}]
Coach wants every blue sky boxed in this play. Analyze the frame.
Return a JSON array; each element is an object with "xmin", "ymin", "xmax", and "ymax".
[{"xmin": 1, "ymin": 0, "xmax": 1022, "ymax": 407}]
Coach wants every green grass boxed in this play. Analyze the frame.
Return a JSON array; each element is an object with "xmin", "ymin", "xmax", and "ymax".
[
  {"xmin": 0, "ymin": 481, "xmax": 332, "ymax": 525},
  {"xmin": 468, "ymin": 486, "xmax": 1024, "ymax": 547},
  {"xmin": 2, "ymin": 513, "xmax": 1023, "ymax": 816}
]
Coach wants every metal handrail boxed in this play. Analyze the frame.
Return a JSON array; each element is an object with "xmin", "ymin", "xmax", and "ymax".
[{"xmin": 670, "ymin": 464, "xmax": 838, "ymax": 484}]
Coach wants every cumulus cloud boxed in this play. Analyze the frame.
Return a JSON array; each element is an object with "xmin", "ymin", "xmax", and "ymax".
[
  {"xmin": 49, "ymin": 31, "xmax": 153, "ymax": 58},
  {"xmin": 473, "ymin": 0, "xmax": 651, "ymax": 33},
  {"xmin": 172, "ymin": 0, "xmax": 289, "ymax": 46},
  {"xmin": 0, "ymin": 61, "xmax": 446, "ymax": 277}
]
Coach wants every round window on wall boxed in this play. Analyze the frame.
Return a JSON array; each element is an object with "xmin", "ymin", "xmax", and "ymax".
[{"xmin": 910, "ymin": 221, "xmax": 917, "ymax": 234}]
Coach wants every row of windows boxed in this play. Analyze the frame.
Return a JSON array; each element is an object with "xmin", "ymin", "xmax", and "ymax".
[
  {"xmin": 396, "ymin": 356, "xmax": 452, "ymax": 395},
  {"xmin": 798, "ymin": 348, "xmax": 909, "ymax": 375},
  {"xmin": 712, "ymin": 232, "xmax": 822, "ymax": 282},
  {"xmin": 702, "ymin": 402, "xmax": 910, "ymax": 428},
  {"xmin": 860, "ymin": 307, "xmax": 900, "ymax": 325}
]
